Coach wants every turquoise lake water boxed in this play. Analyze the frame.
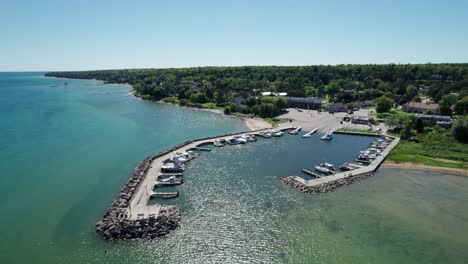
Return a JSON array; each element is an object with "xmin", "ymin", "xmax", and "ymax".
[{"xmin": 1, "ymin": 72, "xmax": 468, "ymax": 263}]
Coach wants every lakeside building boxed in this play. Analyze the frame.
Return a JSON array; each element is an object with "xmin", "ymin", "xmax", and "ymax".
[
  {"xmin": 351, "ymin": 116, "xmax": 374, "ymax": 125},
  {"xmin": 327, "ymin": 103, "xmax": 348, "ymax": 113},
  {"xmin": 403, "ymin": 101, "xmax": 439, "ymax": 113},
  {"xmin": 261, "ymin": 92, "xmax": 288, "ymax": 96},
  {"xmin": 285, "ymin": 97, "xmax": 322, "ymax": 110},
  {"xmin": 415, "ymin": 114, "xmax": 454, "ymax": 127}
]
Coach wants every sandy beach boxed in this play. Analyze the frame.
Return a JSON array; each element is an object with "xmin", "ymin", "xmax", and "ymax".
[
  {"xmin": 242, "ymin": 117, "xmax": 272, "ymax": 130},
  {"xmin": 382, "ymin": 161, "xmax": 468, "ymax": 176}
]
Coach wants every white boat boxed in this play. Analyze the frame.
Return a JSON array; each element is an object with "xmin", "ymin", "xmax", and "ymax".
[
  {"xmin": 271, "ymin": 130, "xmax": 284, "ymax": 137},
  {"xmin": 214, "ymin": 139, "xmax": 226, "ymax": 147},
  {"xmin": 234, "ymin": 136, "xmax": 248, "ymax": 144},
  {"xmin": 161, "ymin": 162, "xmax": 185, "ymax": 173},
  {"xmin": 169, "ymin": 155, "xmax": 189, "ymax": 163},
  {"xmin": 225, "ymin": 137, "xmax": 239, "ymax": 145},
  {"xmin": 320, "ymin": 132, "xmax": 333, "ymax": 140},
  {"xmin": 315, "ymin": 165, "xmax": 332, "ymax": 174},
  {"xmin": 259, "ymin": 132, "xmax": 272, "ymax": 138},
  {"xmin": 320, "ymin": 163, "xmax": 335, "ymax": 171},
  {"xmin": 155, "ymin": 176, "xmax": 183, "ymax": 185},
  {"xmin": 241, "ymin": 134, "xmax": 256, "ymax": 142}
]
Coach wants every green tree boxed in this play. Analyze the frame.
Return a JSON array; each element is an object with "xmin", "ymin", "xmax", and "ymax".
[
  {"xmin": 454, "ymin": 96, "xmax": 468, "ymax": 115},
  {"xmin": 414, "ymin": 118, "xmax": 425, "ymax": 133},
  {"xmin": 224, "ymin": 106, "xmax": 231, "ymax": 115},
  {"xmin": 251, "ymin": 105, "xmax": 260, "ymax": 116},
  {"xmin": 451, "ymin": 116, "xmax": 468, "ymax": 143},
  {"xmin": 229, "ymin": 103, "xmax": 239, "ymax": 113},
  {"xmin": 376, "ymin": 96, "xmax": 394, "ymax": 113},
  {"xmin": 438, "ymin": 100, "xmax": 452, "ymax": 116},
  {"xmin": 245, "ymin": 96, "xmax": 257, "ymax": 107},
  {"xmin": 274, "ymin": 97, "xmax": 288, "ymax": 110}
]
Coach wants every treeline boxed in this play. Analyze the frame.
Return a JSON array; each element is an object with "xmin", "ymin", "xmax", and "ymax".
[{"xmin": 46, "ymin": 64, "xmax": 468, "ymax": 114}]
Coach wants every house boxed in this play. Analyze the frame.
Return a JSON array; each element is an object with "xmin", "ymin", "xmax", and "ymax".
[
  {"xmin": 285, "ymin": 97, "xmax": 322, "ymax": 110},
  {"xmin": 351, "ymin": 116, "xmax": 373, "ymax": 125},
  {"xmin": 403, "ymin": 101, "xmax": 438, "ymax": 113},
  {"xmin": 261, "ymin": 92, "xmax": 288, "ymax": 96},
  {"xmin": 415, "ymin": 114, "xmax": 454, "ymax": 127}
]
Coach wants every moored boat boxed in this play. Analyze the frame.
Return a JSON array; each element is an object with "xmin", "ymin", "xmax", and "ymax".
[
  {"xmin": 320, "ymin": 132, "xmax": 333, "ymax": 140},
  {"xmin": 155, "ymin": 176, "xmax": 183, "ymax": 186},
  {"xmin": 271, "ymin": 130, "xmax": 284, "ymax": 137},
  {"xmin": 214, "ymin": 139, "xmax": 226, "ymax": 147},
  {"xmin": 161, "ymin": 162, "xmax": 185, "ymax": 173},
  {"xmin": 258, "ymin": 131, "xmax": 272, "ymax": 138},
  {"xmin": 225, "ymin": 137, "xmax": 239, "ymax": 145},
  {"xmin": 234, "ymin": 136, "xmax": 248, "ymax": 144},
  {"xmin": 320, "ymin": 162, "xmax": 335, "ymax": 171},
  {"xmin": 315, "ymin": 165, "xmax": 333, "ymax": 174}
]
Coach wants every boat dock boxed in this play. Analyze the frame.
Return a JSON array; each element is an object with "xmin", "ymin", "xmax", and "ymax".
[
  {"xmin": 302, "ymin": 128, "xmax": 318, "ymax": 138},
  {"xmin": 193, "ymin": 147, "xmax": 211, "ymax": 151},
  {"xmin": 302, "ymin": 168, "xmax": 322, "ymax": 178},
  {"xmin": 288, "ymin": 136, "xmax": 400, "ymax": 189},
  {"xmin": 127, "ymin": 126, "xmax": 294, "ymax": 220},
  {"xmin": 288, "ymin": 126, "xmax": 302, "ymax": 135}
]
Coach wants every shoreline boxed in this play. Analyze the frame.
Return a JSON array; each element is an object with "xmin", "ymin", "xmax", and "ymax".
[
  {"xmin": 382, "ymin": 161, "xmax": 467, "ymax": 176},
  {"xmin": 128, "ymin": 89, "xmax": 272, "ymax": 131}
]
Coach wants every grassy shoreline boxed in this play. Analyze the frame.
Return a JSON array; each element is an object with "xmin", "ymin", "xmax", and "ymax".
[
  {"xmin": 382, "ymin": 161, "xmax": 468, "ymax": 176},
  {"xmin": 386, "ymin": 131, "xmax": 467, "ymax": 172}
]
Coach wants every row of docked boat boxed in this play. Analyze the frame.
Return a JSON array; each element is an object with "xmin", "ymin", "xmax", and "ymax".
[
  {"xmin": 161, "ymin": 150, "xmax": 198, "ymax": 173},
  {"xmin": 213, "ymin": 134, "xmax": 257, "ymax": 147},
  {"xmin": 154, "ymin": 150, "xmax": 201, "ymax": 198},
  {"xmin": 354, "ymin": 136, "xmax": 394, "ymax": 165},
  {"xmin": 258, "ymin": 129, "xmax": 284, "ymax": 138}
]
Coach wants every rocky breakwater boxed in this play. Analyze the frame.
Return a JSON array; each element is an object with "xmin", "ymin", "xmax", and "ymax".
[
  {"xmin": 281, "ymin": 172, "xmax": 375, "ymax": 193},
  {"xmin": 95, "ymin": 155, "xmax": 182, "ymax": 240},
  {"xmin": 95, "ymin": 128, "xmax": 274, "ymax": 241}
]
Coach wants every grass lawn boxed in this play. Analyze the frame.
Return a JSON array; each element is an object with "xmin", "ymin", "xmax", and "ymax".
[
  {"xmin": 337, "ymin": 127, "xmax": 379, "ymax": 134},
  {"xmin": 388, "ymin": 130, "xmax": 468, "ymax": 170},
  {"xmin": 201, "ymin": 102, "xmax": 224, "ymax": 110}
]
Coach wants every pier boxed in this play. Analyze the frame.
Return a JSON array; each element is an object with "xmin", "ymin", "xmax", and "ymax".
[
  {"xmin": 288, "ymin": 126, "xmax": 302, "ymax": 135},
  {"xmin": 127, "ymin": 126, "xmax": 293, "ymax": 221},
  {"xmin": 283, "ymin": 135, "xmax": 400, "ymax": 193},
  {"xmin": 302, "ymin": 128, "xmax": 318, "ymax": 138},
  {"xmin": 302, "ymin": 168, "xmax": 322, "ymax": 178}
]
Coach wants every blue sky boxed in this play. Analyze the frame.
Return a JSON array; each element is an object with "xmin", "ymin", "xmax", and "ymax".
[{"xmin": 1, "ymin": 0, "xmax": 467, "ymax": 71}]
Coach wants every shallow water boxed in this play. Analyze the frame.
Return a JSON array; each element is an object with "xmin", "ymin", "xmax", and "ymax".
[{"xmin": 1, "ymin": 72, "xmax": 468, "ymax": 263}]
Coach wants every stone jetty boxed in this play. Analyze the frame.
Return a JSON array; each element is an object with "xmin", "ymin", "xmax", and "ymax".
[
  {"xmin": 96, "ymin": 127, "xmax": 292, "ymax": 241},
  {"xmin": 281, "ymin": 134, "xmax": 399, "ymax": 194},
  {"xmin": 281, "ymin": 172, "xmax": 374, "ymax": 193}
]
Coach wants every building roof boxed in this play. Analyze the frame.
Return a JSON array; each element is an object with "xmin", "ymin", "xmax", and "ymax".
[
  {"xmin": 415, "ymin": 114, "xmax": 453, "ymax": 121},
  {"xmin": 405, "ymin": 101, "xmax": 438, "ymax": 110},
  {"xmin": 285, "ymin": 97, "xmax": 322, "ymax": 104},
  {"xmin": 261, "ymin": 92, "xmax": 288, "ymax": 96},
  {"xmin": 352, "ymin": 116, "xmax": 373, "ymax": 121}
]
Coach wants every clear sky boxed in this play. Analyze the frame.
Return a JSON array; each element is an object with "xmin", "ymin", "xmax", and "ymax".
[{"xmin": 1, "ymin": 0, "xmax": 467, "ymax": 71}]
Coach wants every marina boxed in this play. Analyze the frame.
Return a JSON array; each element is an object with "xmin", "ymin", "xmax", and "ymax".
[
  {"xmin": 95, "ymin": 124, "xmax": 400, "ymax": 241},
  {"xmin": 126, "ymin": 127, "xmax": 294, "ymax": 222}
]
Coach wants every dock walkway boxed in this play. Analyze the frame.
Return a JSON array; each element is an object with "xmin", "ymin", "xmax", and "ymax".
[{"xmin": 292, "ymin": 136, "xmax": 399, "ymax": 187}]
